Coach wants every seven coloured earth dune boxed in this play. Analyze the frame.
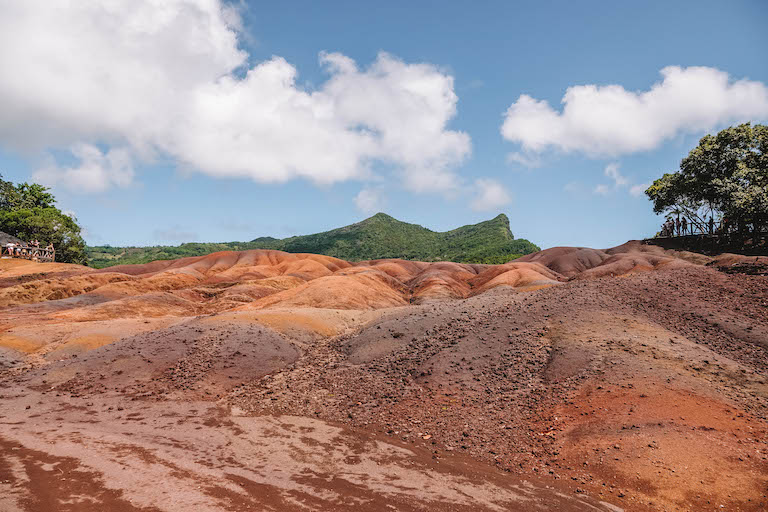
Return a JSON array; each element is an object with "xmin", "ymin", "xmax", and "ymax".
[{"xmin": 1, "ymin": 241, "xmax": 767, "ymax": 511}]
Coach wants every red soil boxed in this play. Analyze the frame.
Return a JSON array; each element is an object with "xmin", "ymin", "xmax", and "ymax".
[{"xmin": 0, "ymin": 242, "xmax": 766, "ymax": 511}]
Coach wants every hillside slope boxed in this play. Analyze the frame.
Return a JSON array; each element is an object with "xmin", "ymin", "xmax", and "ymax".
[
  {"xmin": 2, "ymin": 244, "xmax": 767, "ymax": 511},
  {"xmin": 87, "ymin": 213, "xmax": 539, "ymax": 268}
]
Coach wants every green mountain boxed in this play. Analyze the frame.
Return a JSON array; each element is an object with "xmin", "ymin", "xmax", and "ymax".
[{"xmin": 86, "ymin": 213, "xmax": 540, "ymax": 268}]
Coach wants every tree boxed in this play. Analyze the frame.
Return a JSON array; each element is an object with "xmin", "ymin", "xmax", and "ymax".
[
  {"xmin": 0, "ymin": 175, "xmax": 87, "ymax": 264},
  {"xmin": 15, "ymin": 183, "xmax": 57, "ymax": 209},
  {"xmin": 645, "ymin": 123, "xmax": 768, "ymax": 234},
  {"xmin": 0, "ymin": 175, "xmax": 19, "ymax": 211}
]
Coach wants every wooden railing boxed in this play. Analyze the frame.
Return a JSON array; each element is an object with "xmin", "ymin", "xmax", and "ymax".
[{"xmin": 2, "ymin": 245, "xmax": 56, "ymax": 262}]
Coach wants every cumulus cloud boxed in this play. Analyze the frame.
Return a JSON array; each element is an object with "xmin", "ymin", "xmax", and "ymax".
[
  {"xmin": 470, "ymin": 179, "xmax": 511, "ymax": 211},
  {"xmin": 33, "ymin": 144, "xmax": 134, "ymax": 193},
  {"xmin": 593, "ymin": 162, "xmax": 628, "ymax": 195},
  {"xmin": 0, "ymin": 1, "xmax": 469, "ymax": 193},
  {"xmin": 501, "ymin": 66, "xmax": 768, "ymax": 158},
  {"xmin": 354, "ymin": 187, "xmax": 385, "ymax": 213}
]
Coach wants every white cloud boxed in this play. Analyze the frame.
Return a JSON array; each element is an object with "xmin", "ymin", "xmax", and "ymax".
[
  {"xmin": 354, "ymin": 187, "xmax": 385, "ymax": 213},
  {"xmin": 501, "ymin": 66, "xmax": 768, "ymax": 158},
  {"xmin": 630, "ymin": 183, "xmax": 650, "ymax": 197},
  {"xmin": 470, "ymin": 179, "xmax": 511, "ymax": 211},
  {"xmin": 593, "ymin": 162, "xmax": 630, "ymax": 195},
  {"xmin": 593, "ymin": 163, "xmax": 652, "ymax": 198},
  {"xmin": 603, "ymin": 162, "xmax": 627, "ymax": 187},
  {"xmin": 0, "ymin": 1, "xmax": 469, "ymax": 194},
  {"xmin": 33, "ymin": 144, "xmax": 134, "ymax": 194}
]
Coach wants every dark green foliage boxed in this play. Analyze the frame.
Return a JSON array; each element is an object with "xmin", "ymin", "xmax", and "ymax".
[
  {"xmin": 645, "ymin": 123, "xmax": 768, "ymax": 233},
  {"xmin": 87, "ymin": 213, "xmax": 540, "ymax": 268},
  {"xmin": 0, "ymin": 175, "xmax": 87, "ymax": 264}
]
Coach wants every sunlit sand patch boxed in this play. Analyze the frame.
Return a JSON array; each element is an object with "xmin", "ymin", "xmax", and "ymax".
[
  {"xmin": 0, "ymin": 334, "xmax": 44, "ymax": 354},
  {"xmin": 1, "ymin": 317, "xmax": 186, "ymax": 361}
]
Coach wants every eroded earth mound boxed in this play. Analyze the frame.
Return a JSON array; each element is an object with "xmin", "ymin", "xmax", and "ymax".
[{"xmin": 0, "ymin": 241, "xmax": 766, "ymax": 511}]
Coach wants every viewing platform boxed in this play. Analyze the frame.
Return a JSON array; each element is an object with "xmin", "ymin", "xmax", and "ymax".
[{"xmin": 2, "ymin": 245, "xmax": 56, "ymax": 263}]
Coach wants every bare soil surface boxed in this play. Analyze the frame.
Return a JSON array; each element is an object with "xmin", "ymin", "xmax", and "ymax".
[{"xmin": 1, "ymin": 244, "xmax": 767, "ymax": 511}]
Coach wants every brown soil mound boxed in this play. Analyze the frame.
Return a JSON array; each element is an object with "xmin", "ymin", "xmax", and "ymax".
[
  {"xmin": 518, "ymin": 246, "xmax": 611, "ymax": 276},
  {"xmin": 0, "ymin": 272, "xmax": 137, "ymax": 307},
  {"xmin": 253, "ymin": 269, "xmax": 410, "ymax": 310},
  {"xmin": 49, "ymin": 292, "xmax": 201, "ymax": 322},
  {"xmin": 468, "ymin": 261, "xmax": 564, "ymax": 293},
  {"xmin": 573, "ymin": 252, "xmax": 691, "ymax": 280},
  {"xmin": 1, "ymin": 244, "xmax": 703, "ymax": 312},
  {"xmin": 518, "ymin": 241, "xmax": 699, "ymax": 280},
  {"xmin": 0, "ymin": 245, "xmax": 726, "ymax": 363},
  {"xmin": 226, "ymin": 267, "xmax": 768, "ymax": 511},
  {"xmin": 2, "ymin": 243, "xmax": 766, "ymax": 511}
]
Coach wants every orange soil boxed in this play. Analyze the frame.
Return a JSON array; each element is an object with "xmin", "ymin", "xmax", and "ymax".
[
  {"xmin": 1, "ymin": 242, "xmax": 766, "ymax": 512},
  {"xmin": 0, "ymin": 243, "xmax": 697, "ymax": 359}
]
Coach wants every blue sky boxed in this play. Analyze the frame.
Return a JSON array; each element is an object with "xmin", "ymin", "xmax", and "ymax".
[{"xmin": 0, "ymin": 0, "xmax": 766, "ymax": 249}]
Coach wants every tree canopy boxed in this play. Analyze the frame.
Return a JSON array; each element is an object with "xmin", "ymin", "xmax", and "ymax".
[
  {"xmin": 0, "ymin": 175, "xmax": 87, "ymax": 264},
  {"xmin": 645, "ymin": 123, "xmax": 768, "ymax": 234}
]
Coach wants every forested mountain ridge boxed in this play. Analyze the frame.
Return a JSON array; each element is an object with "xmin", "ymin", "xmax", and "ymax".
[{"xmin": 86, "ymin": 213, "xmax": 540, "ymax": 268}]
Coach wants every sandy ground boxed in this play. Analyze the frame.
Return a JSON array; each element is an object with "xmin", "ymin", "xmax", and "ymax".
[{"xmin": 1, "ymin": 246, "xmax": 767, "ymax": 511}]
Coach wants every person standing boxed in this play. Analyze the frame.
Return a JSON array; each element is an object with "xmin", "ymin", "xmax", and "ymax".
[
  {"xmin": 681, "ymin": 217, "xmax": 688, "ymax": 235},
  {"xmin": 709, "ymin": 216, "xmax": 715, "ymax": 235},
  {"xmin": 675, "ymin": 217, "xmax": 681, "ymax": 236}
]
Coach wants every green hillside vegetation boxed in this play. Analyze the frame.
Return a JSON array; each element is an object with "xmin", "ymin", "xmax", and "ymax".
[{"xmin": 87, "ymin": 213, "xmax": 540, "ymax": 268}]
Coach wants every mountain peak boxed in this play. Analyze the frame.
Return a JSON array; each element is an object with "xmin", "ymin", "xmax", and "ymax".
[
  {"xmin": 486, "ymin": 213, "xmax": 510, "ymax": 225},
  {"xmin": 363, "ymin": 212, "xmax": 397, "ymax": 223}
]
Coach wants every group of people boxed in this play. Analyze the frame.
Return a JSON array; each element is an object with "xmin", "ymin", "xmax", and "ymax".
[
  {"xmin": 660, "ymin": 215, "xmax": 718, "ymax": 237},
  {"xmin": 661, "ymin": 217, "xmax": 689, "ymax": 237},
  {"xmin": 3, "ymin": 239, "xmax": 55, "ymax": 260}
]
